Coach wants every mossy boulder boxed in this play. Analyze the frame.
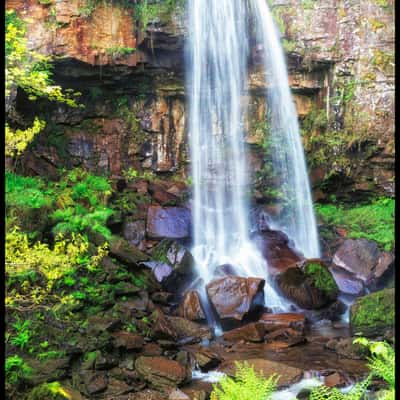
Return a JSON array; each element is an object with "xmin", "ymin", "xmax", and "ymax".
[
  {"xmin": 276, "ymin": 259, "xmax": 338, "ymax": 309},
  {"xmin": 350, "ymin": 288, "xmax": 395, "ymax": 337}
]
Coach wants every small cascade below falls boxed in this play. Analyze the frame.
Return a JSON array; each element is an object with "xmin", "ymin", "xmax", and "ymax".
[{"xmin": 186, "ymin": 0, "xmax": 320, "ymax": 312}]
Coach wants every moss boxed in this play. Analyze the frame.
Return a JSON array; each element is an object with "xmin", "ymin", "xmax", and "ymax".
[
  {"xmin": 350, "ymin": 288, "xmax": 395, "ymax": 336},
  {"xmin": 27, "ymin": 382, "xmax": 71, "ymax": 400},
  {"xmin": 303, "ymin": 262, "xmax": 338, "ymax": 296},
  {"xmin": 371, "ymin": 49, "xmax": 394, "ymax": 75},
  {"xmin": 369, "ymin": 19, "xmax": 385, "ymax": 32}
]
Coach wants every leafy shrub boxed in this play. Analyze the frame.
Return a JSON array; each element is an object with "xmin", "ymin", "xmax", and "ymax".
[
  {"xmin": 315, "ymin": 198, "xmax": 395, "ymax": 251},
  {"xmin": 5, "ymin": 355, "xmax": 33, "ymax": 386},
  {"xmin": 210, "ymin": 361, "xmax": 278, "ymax": 400}
]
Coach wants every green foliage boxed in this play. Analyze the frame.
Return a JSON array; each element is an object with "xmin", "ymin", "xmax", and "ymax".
[
  {"xmin": 6, "ymin": 169, "xmax": 114, "ymax": 239},
  {"xmin": 304, "ymin": 262, "xmax": 338, "ymax": 295},
  {"xmin": 302, "ymin": 0, "xmax": 316, "ymax": 10},
  {"xmin": 210, "ymin": 362, "xmax": 278, "ymax": 400},
  {"xmin": 6, "ymin": 10, "xmax": 82, "ymax": 159},
  {"xmin": 5, "ymin": 355, "xmax": 33, "ymax": 386},
  {"xmin": 106, "ymin": 46, "xmax": 136, "ymax": 59},
  {"xmin": 309, "ymin": 376, "xmax": 371, "ymax": 400},
  {"xmin": 10, "ymin": 318, "xmax": 33, "ymax": 350},
  {"xmin": 315, "ymin": 198, "xmax": 394, "ymax": 251},
  {"xmin": 27, "ymin": 381, "xmax": 71, "ymax": 400},
  {"xmin": 354, "ymin": 339, "xmax": 395, "ymax": 391},
  {"xmin": 134, "ymin": 0, "xmax": 184, "ymax": 31}
]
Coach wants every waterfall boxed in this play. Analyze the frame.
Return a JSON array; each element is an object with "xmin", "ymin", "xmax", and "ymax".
[
  {"xmin": 186, "ymin": 0, "xmax": 319, "ymax": 311},
  {"xmin": 251, "ymin": 0, "xmax": 320, "ymax": 258}
]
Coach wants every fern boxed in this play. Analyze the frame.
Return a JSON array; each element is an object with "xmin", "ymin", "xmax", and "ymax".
[
  {"xmin": 210, "ymin": 361, "xmax": 278, "ymax": 400},
  {"xmin": 309, "ymin": 375, "xmax": 371, "ymax": 400}
]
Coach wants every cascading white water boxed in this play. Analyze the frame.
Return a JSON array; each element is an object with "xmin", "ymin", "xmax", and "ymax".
[
  {"xmin": 186, "ymin": 0, "xmax": 320, "ymax": 312},
  {"xmin": 186, "ymin": 0, "xmax": 288, "ymax": 311},
  {"xmin": 251, "ymin": 0, "xmax": 320, "ymax": 258}
]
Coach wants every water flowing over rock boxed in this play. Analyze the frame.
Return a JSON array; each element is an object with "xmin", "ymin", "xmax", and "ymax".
[
  {"xmin": 251, "ymin": 229, "xmax": 303, "ymax": 275},
  {"xmin": 206, "ymin": 276, "xmax": 265, "ymax": 327}
]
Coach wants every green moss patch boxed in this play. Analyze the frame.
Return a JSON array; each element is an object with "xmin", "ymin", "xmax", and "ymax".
[
  {"xmin": 315, "ymin": 198, "xmax": 395, "ymax": 251},
  {"xmin": 350, "ymin": 288, "xmax": 395, "ymax": 337},
  {"xmin": 303, "ymin": 261, "xmax": 338, "ymax": 297}
]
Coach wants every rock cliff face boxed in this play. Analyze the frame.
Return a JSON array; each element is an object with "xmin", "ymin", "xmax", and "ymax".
[{"xmin": 7, "ymin": 0, "xmax": 394, "ymax": 201}]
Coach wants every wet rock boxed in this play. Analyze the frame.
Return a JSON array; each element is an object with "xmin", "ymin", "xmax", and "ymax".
[
  {"xmin": 146, "ymin": 240, "xmax": 196, "ymax": 291},
  {"xmin": 258, "ymin": 313, "xmax": 306, "ymax": 334},
  {"xmin": 206, "ymin": 276, "xmax": 265, "ymax": 327},
  {"xmin": 109, "ymin": 236, "xmax": 149, "ymax": 266},
  {"xmin": 191, "ymin": 348, "xmax": 221, "ymax": 371},
  {"xmin": 112, "ymin": 331, "xmax": 145, "ymax": 350},
  {"xmin": 333, "ymin": 239, "xmax": 394, "ymax": 287},
  {"xmin": 87, "ymin": 316, "xmax": 121, "ymax": 335},
  {"xmin": 28, "ymin": 357, "xmax": 71, "ymax": 385},
  {"xmin": 133, "ymin": 390, "xmax": 166, "ymax": 400},
  {"xmin": 146, "ymin": 206, "xmax": 191, "ymax": 239},
  {"xmin": 95, "ymin": 351, "xmax": 119, "ymax": 370},
  {"xmin": 264, "ymin": 327, "xmax": 306, "ymax": 346},
  {"xmin": 324, "ymin": 372, "xmax": 347, "ymax": 388},
  {"xmin": 142, "ymin": 261, "xmax": 174, "ymax": 283},
  {"xmin": 135, "ymin": 356, "xmax": 189, "ymax": 391},
  {"xmin": 350, "ymin": 288, "xmax": 395, "ymax": 337},
  {"xmin": 276, "ymin": 260, "xmax": 338, "ymax": 309},
  {"xmin": 152, "ymin": 291, "xmax": 174, "ymax": 305},
  {"xmin": 250, "ymin": 229, "xmax": 303, "ymax": 275},
  {"xmin": 325, "ymin": 338, "xmax": 368, "ymax": 360},
  {"xmin": 329, "ymin": 265, "xmax": 365, "ymax": 295},
  {"xmin": 123, "ymin": 219, "xmax": 146, "ymax": 248},
  {"xmin": 213, "ymin": 264, "xmax": 237, "ymax": 278},
  {"xmin": 169, "ymin": 389, "xmax": 191, "ymax": 400},
  {"xmin": 167, "ymin": 316, "xmax": 213, "ymax": 342},
  {"xmin": 218, "ymin": 358, "xmax": 303, "ymax": 387},
  {"xmin": 85, "ymin": 372, "xmax": 109, "ymax": 395},
  {"xmin": 149, "ymin": 182, "xmax": 179, "ymax": 205},
  {"xmin": 222, "ymin": 323, "xmax": 265, "ymax": 343},
  {"xmin": 178, "ymin": 290, "xmax": 206, "ymax": 322},
  {"xmin": 103, "ymin": 378, "xmax": 135, "ymax": 397},
  {"xmin": 142, "ymin": 343, "xmax": 163, "ymax": 357},
  {"xmin": 151, "ymin": 309, "xmax": 179, "ymax": 341}
]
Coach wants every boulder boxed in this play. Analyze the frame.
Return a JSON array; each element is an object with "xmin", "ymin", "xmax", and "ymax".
[
  {"xmin": 333, "ymin": 239, "xmax": 394, "ymax": 287},
  {"xmin": 218, "ymin": 359, "xmax": 303, "ymax": 387},
  {"xmin": 167, "ymin": 316, "xmax": 213, "ymax": 343},
  {"xmin": 109, "ymin": 236, "xmax": 149, "ymax": 266},
  {"xmin": 250, "ymin": 229, "xmax": 303, "ymax": 275},
  {"xmin": 329, "ymin": 265, "xmax": 365, "ymax": 295},
  {"xmin": 350, "ymin": 288, "xmax": 395, "ymax": 337},
  {"xmin": 258, "ymin": 313, "xmax": 305, "ymax": 334},
  {"xmin": 222, "ymin": 323, "xmax": 265, "ymax": 343},
  {"xmin": 135, "ymin": 356, "xmax": 189, "ymax": 391},
  {"xmin": 276, "ymin": 260, "xmax": 338, "ymax": 309},
  {"xmin": 146, "ymin": 206, "xmax": 191, "ymax": 239},
  {"xmin": 191, "ymin": 348, "xmax": 221, "ymax": 371},
  {"xmin": 148, "ymin": 182, "xmax": 179, "ymax": 205},
  {"xmin": 112, "ymin": 331, "xmax": 144, "ymax": 350},
  {"xmin": 122, "ymin": 219, "xmax": 146, "ymax": 248},
  {"xmin": 206, "ymin": 276, "xmax": 265, "ymax": 327},
  {"xmin": 178, "ymin": 290, "xmax": 206, "ymax": 322},
  {"xmin": 146, "ymin": 240, "xmax": 196, "ymax": 291}
]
